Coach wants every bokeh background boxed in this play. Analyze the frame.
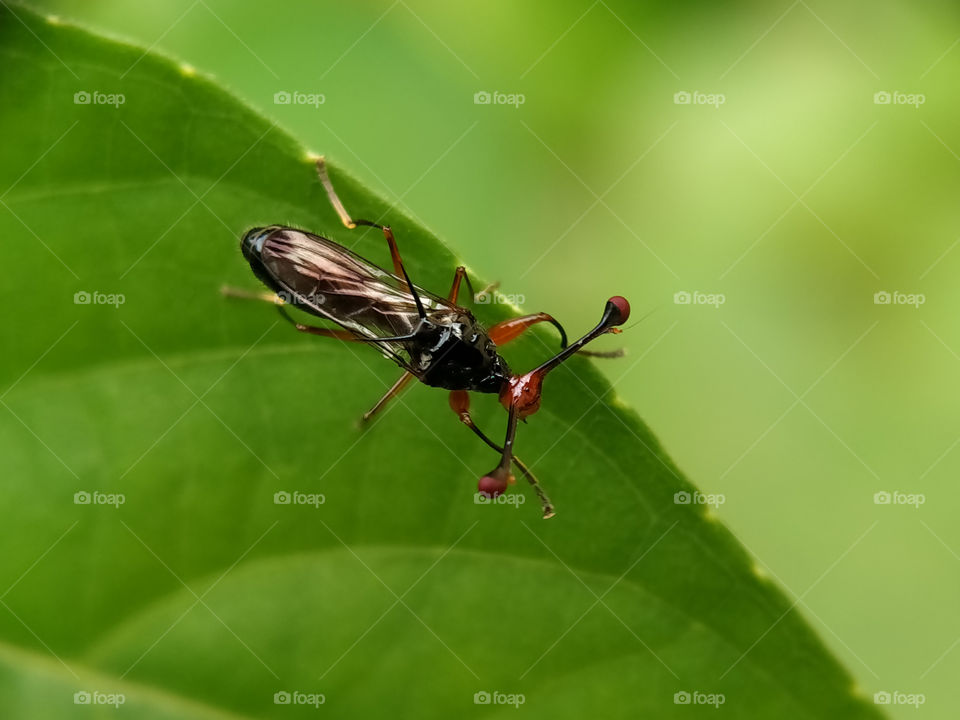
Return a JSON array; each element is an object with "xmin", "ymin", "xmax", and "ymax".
[{"xmin": 19, "ymin": 0, "xmax": 960, "ymax": 716}]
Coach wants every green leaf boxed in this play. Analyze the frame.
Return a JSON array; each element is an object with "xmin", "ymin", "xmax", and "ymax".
[{"xmin": 0, "ymin": 5, "xmax": 883, "ymax": 719}]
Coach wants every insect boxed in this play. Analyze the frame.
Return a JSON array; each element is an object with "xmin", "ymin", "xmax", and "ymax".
[{"xmin": 224, "ymin": 158, "xmax": 630, "ymax": 518}]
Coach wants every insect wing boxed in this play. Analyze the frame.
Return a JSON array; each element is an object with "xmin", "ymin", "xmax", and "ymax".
[{"xmin": 257, "ymin": 228, "xmax": 451, "ymax": 369}]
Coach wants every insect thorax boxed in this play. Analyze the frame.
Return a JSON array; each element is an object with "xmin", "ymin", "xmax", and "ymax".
[{"xmin": 410, "ymin": 314, "xmax": 509, "ymax": 393}]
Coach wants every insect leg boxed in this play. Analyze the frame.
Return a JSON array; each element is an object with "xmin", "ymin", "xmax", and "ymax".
[
  {"xmin": 447, "ymin": 266, "xmax": 471, "ymax": 303},
  {"xmin": 316, "ymin": 156, "xmax": 357, "ymax": 230},
  {"xmin": 362, "ymin": 372, "xmax": 415, "ymax": 424},
  {"xmin": 488, "ymin": 312, "xmax": 624, "ymax": 358},
  {"xmin": 315, "ymin": 157, "xmax": 403, "ymax": 274},
  {"xmin": 316, "ymin": 157, "xmax": 426, "ymax": 318},
  {"xmin": 224, "ymin": 287, "xmax": 358, "ymax": 340},
  {"xmin": 285, "ymin": 321, "xmax": 359, "ymax": 342},
  {"xmin": 488, "ymin": 313, "xmax": 568, "ymax": 349},
  {"xmin": 449, "ymin": 390, "xmax": 555, "ymax": 518},
  {"xmin": 274, "ymin": 306, "xmax": 359, "ymax": 340},
  {"xmin": 473, "ymin": 280, "xmax": 500, "ymax": 303},
  {"xmin": 223, "ymin": 286, "xmax": 417, "ymax": 341},
  {"xmin": 275, "ymin": 306, "xmax": 417, "ymax": 343},
  {"xmin": 449, "ymin": 267, "xmax": 505, "ymax": 309},
  {"xmin": 220, "ymin": 286, "xmax": 284, "ymax": 305}
]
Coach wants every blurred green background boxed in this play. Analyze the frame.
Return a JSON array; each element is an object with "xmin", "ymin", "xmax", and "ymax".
[{"xmin": 17, "ymin": 0, "xmax": 960, "ymax": 716}]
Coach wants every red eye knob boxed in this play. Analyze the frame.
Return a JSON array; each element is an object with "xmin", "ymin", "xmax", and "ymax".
[
  {"xmin": 478, "ymin": 474, "xmax": 508, "ymax": 498},
  {"xmin": 607, "ymin": 296, "xmax": 630, "ymax": 325}
]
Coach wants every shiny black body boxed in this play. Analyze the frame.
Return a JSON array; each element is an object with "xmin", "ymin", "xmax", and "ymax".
[{"xmin": 241, "ymin": 225, "xmax": 510, "ymax": 393}]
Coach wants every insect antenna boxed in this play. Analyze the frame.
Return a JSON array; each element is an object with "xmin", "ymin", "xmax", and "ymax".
[
  {"xmin": 570, "ymin": 303, "xmax": 655, "ymax": 359},
  {"xmin": 621, "ymin": 305, "xmax": 660, "ymax": 333}
]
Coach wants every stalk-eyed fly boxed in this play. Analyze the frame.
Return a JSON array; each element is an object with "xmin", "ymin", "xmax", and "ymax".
[{"xmin": 224, "ymin": 158, "xmax": 630, "ymax": 518}]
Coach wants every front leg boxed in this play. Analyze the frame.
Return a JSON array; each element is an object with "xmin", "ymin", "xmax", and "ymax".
[
  {"xmin": 487, "ymin": 312, "xmax": 624, "ymax": 358},
  {"xmin": 449, "ymin": 390, "xmax": 555, "ymax": 519},
  {"xmin": 316, "ymin": 157, "xmax": 426, "ymax": 318}
]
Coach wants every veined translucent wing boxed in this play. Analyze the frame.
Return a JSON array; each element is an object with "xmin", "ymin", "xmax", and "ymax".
[{"xmin": 246, "ymin": 226, "xmax": 462, "ymax": 373}]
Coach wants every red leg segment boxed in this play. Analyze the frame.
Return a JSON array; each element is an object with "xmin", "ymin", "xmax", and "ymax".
[
  {"xmin": 362, "ymin": 371, "xmax": 415, "ymax": 423},
  {"xmin": 488, "ymin": 313, "xmax": 567, "ymax": 348},
  {"xmin": 449, "ymin": 390, "xmax": 555, "ymax": 518}
]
